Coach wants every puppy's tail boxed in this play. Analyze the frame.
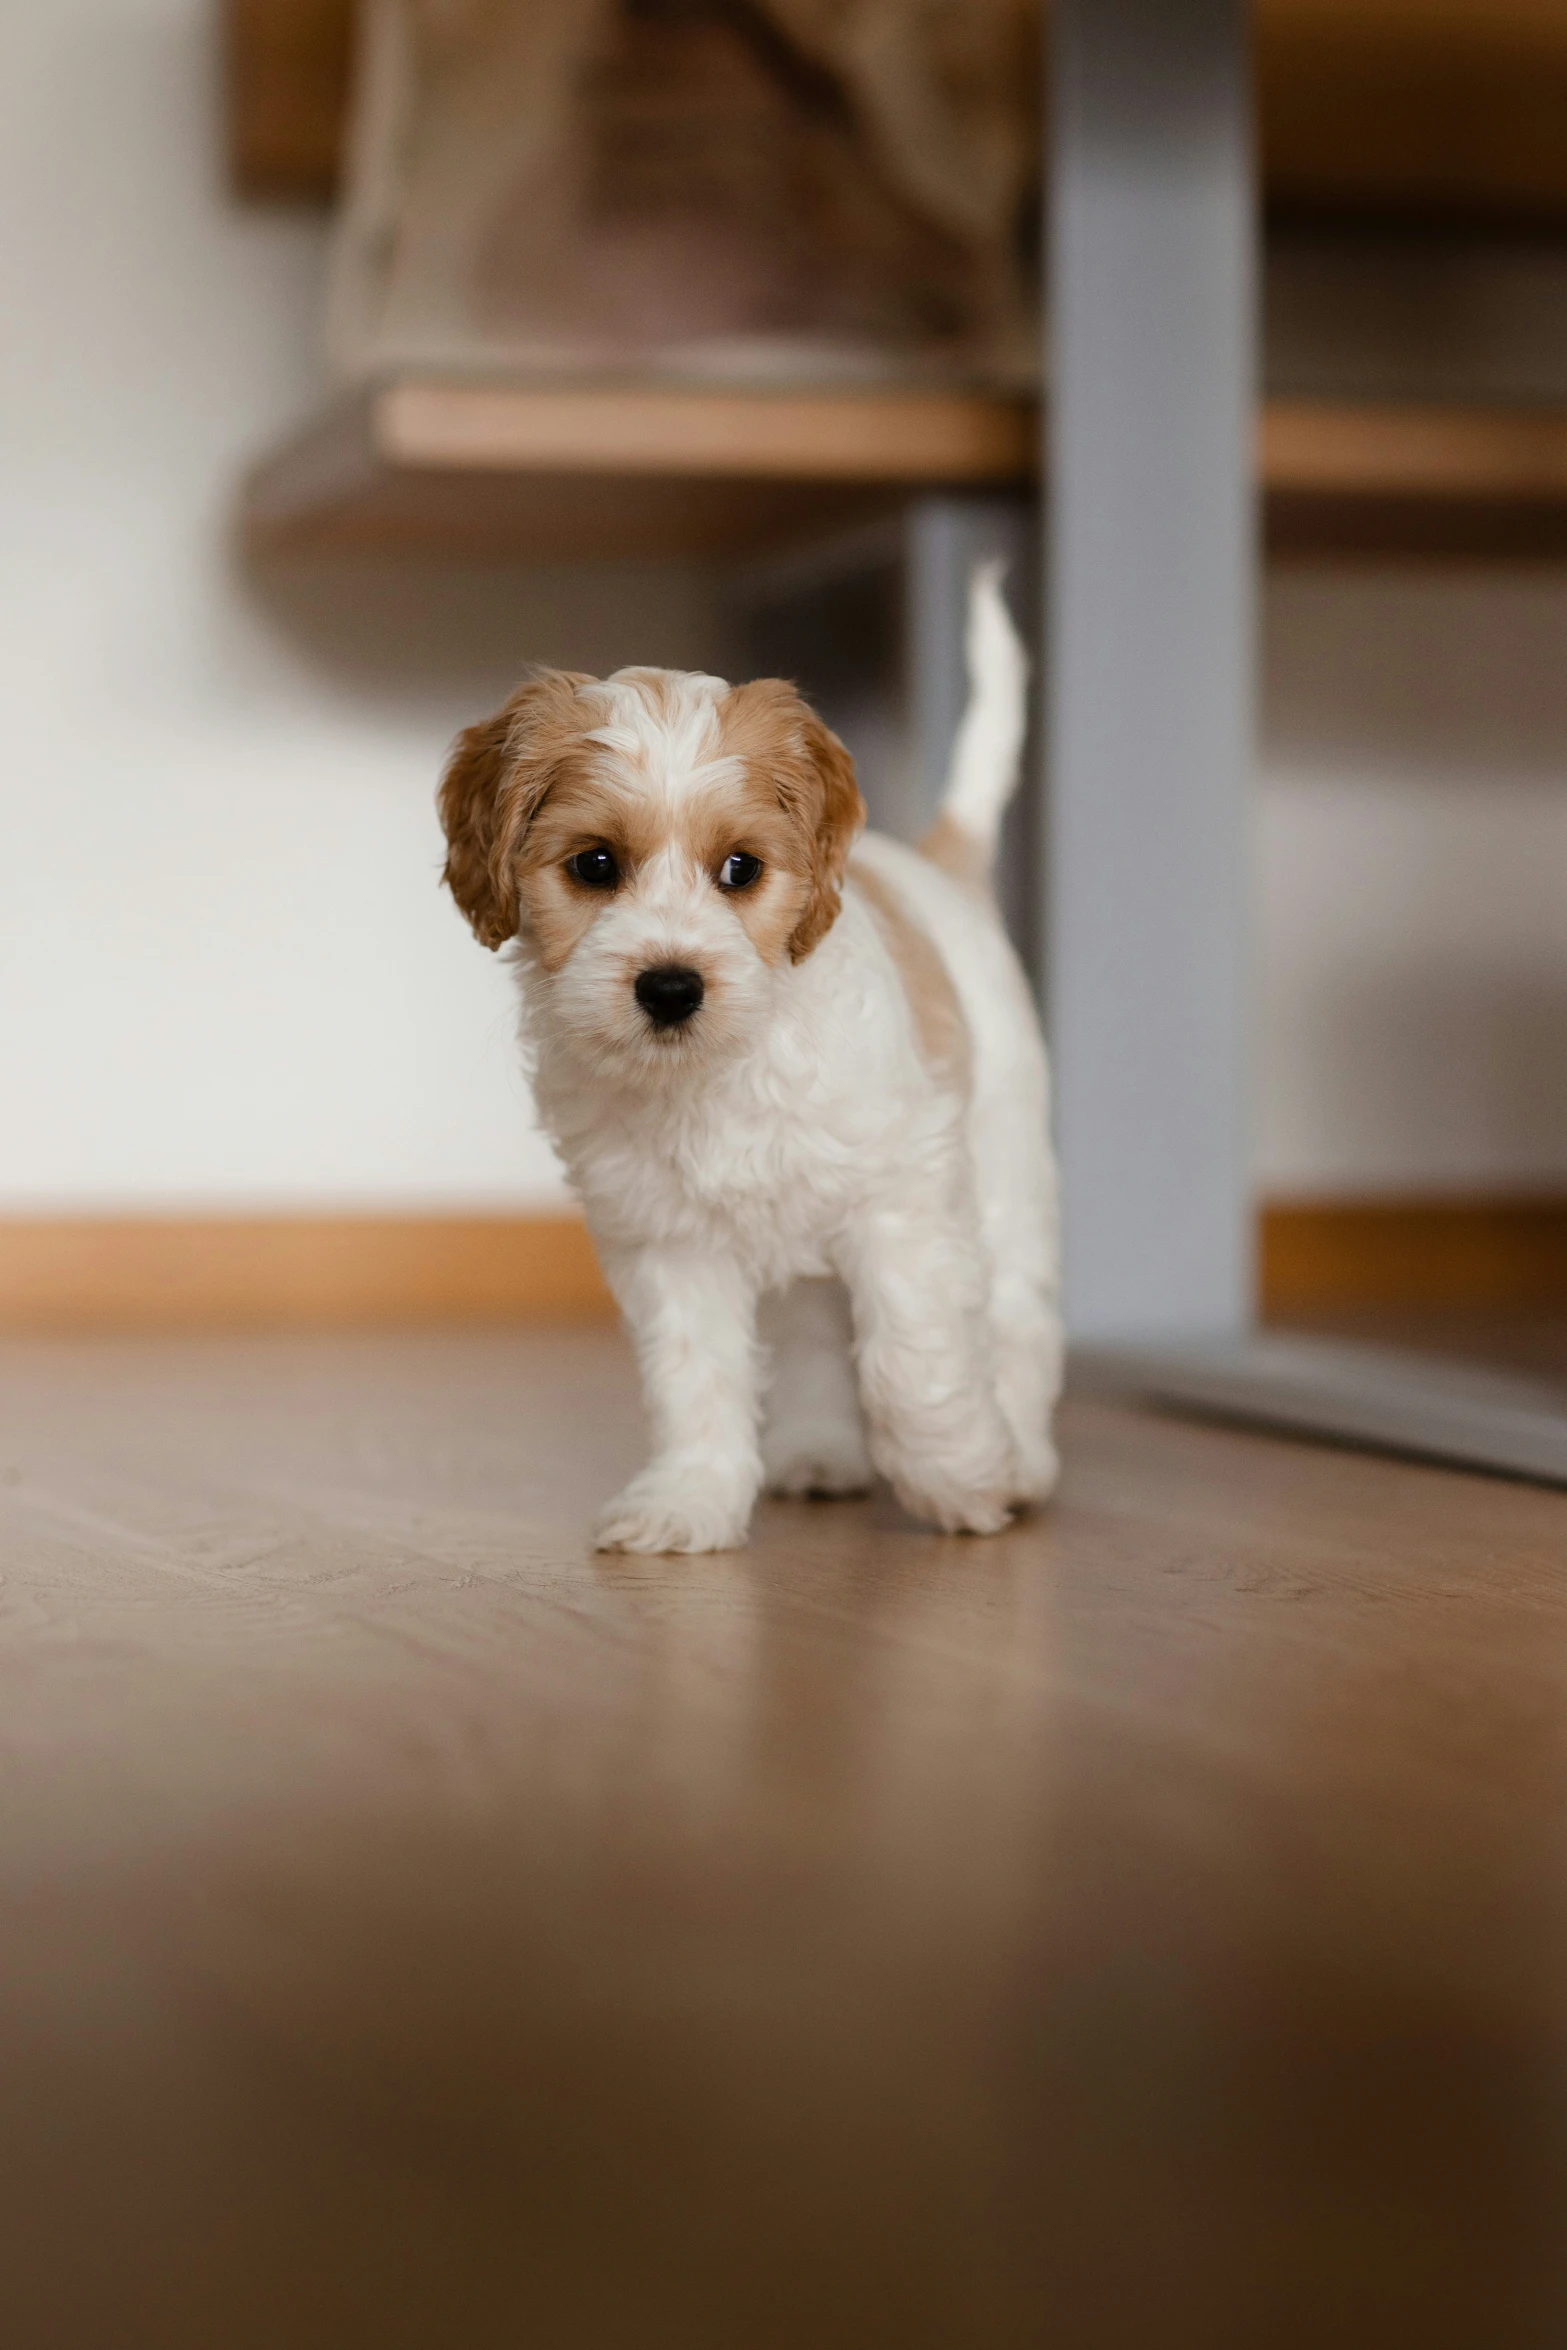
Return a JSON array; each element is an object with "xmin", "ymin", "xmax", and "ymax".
[{"xmin": 918, "ymin": 559, "xmax": 1029, "ymax": 890}]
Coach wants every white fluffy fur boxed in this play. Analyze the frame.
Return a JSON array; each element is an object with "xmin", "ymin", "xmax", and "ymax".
[
  {"xmin": 510, "ymin": 576, "xmax": 1062, "ymax": 1552},
  {"xmin": 940, "ymin": 557, "xmax": 1030, "ymax": 858}
]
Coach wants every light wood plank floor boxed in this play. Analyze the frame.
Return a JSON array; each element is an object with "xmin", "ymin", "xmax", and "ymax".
[{"xmin": 2, "ymin": 1326, "xmax": 1566, "ymax": 2349}]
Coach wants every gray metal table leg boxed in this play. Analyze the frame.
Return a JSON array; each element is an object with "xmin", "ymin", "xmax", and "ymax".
[{"xmin": 1047, "ymin": 0, "xmax": 1256, "ymax": 1341}]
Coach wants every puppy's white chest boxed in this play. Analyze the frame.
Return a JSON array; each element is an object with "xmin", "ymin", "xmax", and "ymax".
[
  {"xmin": 629, "ymin": 1090, "xmax": 850, "ymax": 1250},
  {"xmin": 597, "ymin": 1086, "xmax": 855, "ymax": 1274}
]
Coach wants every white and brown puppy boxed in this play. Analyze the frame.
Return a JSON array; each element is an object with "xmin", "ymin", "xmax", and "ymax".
[{"xmin": 439, "ymin": 566, "xmax": 1061, "ymax": 1553}]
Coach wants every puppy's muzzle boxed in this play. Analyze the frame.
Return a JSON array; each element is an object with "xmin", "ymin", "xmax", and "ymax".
[{"xmin": 635, "ymin": 964, "xmax": 705, "ymax": 1028}]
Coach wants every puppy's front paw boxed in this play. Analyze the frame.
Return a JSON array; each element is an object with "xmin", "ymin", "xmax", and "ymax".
[
  {"xmin": 594, "ymin": 1468, "xmax": 752, "ymax": 1556},
  {"xmin": 763, "ymin": 1417, "xmax": 873, "ymax": 1500}
]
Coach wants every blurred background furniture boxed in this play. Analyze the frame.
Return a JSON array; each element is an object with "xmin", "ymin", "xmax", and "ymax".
[
  {"xmin": 231, "ymin": 0, "xmax": 1567, "ymax": 582},
  {"xmin": 219, "ymin": 0, "xmax": 1567, "ymax": 1480}
]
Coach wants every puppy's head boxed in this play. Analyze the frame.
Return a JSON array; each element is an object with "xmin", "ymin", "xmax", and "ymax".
[{"xmin": 438, "ymin": 664, "xmax": 864, "ymax": 1083}]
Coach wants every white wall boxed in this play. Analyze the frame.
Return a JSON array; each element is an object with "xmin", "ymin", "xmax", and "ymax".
[
  {"xmin": 1257, "ymin": 572, "xmax": 1567, "ymax": 1198},
  {"xmin": 3, "ymin": 2, "xmax": 1565, "ymax": 1217},
  {"xmin": 0, "ymin": 0, "xmax": 715, "ymax": 1213}
]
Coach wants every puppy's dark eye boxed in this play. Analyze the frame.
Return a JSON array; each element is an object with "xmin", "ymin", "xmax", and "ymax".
[
  {"xmin": 718, "ymin": 853, "xmax": 763, "ymax": 892},
  {"xmin": 568, "ymin": 847, "xmax": 619, "ymax": 890}
]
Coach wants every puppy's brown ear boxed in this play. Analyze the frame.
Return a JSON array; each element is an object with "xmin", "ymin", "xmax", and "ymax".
[
  {"xmin": 438, "ymin": 673, "xmax": 590, "ymax": 949},
  {"xmin": 786, "ymin": 710, "xmax": 866, "ymax": 962}
]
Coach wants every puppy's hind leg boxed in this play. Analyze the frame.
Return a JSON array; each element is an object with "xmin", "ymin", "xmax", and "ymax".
[
  {"xmin": 760, "ymin": 1279, "xmax": 873, "ymax": 1499},
  {"xmin": 992, "ymin": 1276, "xmax": 1064, "ymax": 1508},
  {"xmin": 972, "ymin": 1070, "xmax": 1064, "ymax": 1510},
  {"xmin": 839, "ymin": 1198, "xmax": 1017, "ymax": 1537}
]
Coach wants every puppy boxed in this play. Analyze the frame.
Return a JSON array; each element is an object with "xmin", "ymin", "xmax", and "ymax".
[{"xmin": 438, "ymin": 565, "xmax": 1061, "ymax": 1553}]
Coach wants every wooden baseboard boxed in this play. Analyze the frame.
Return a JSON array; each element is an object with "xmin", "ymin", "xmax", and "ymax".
[
  {"xmin": 0, "ymin": 1215, "xmax": 613, "ymax": 1333},
  {"xmin": 2, "ymin": 1199, "xmax": 1561, "ymax": 1334},
  {"xmin": 1261, "ymin": 1195, "xmax": 1567, "ymax": 1317}
]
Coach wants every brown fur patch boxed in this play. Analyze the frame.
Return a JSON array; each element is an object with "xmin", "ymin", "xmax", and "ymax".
[
  {"xmin": 437, "ymin": 671, "xmax": 594, "ymax": 949},
  {"xmin": 440, "ymin": 665, "xmax": 866, "ymax": 970},
  {"xmin": 916, "ymin": 811, "xmax": 992, "ymax": 895},
  {"xmin": 513, "ymin": 765, "xmax": 667, "ymax": 972},
  {"xmin": 718, "ymin": 683, "xmax": 865, "ymax": 961},
  {"xmin": 677, "ymin": 779, "xmax": 812, "ymax": 967},
  {"xmin": 602, "ymin": 666, "xmax": 677, "ymax": 729},
  {"xmin": 850, "ymin": 861, "xmax": 971, "ymax": 1094},
  {"xmin": 516, "ymin": 765, "xmax": 816, "ymax": 974}
]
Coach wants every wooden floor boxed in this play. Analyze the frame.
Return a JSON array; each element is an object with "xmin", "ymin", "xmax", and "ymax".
[{"xmin": 3, "ymin": 1326, "xmax": 1567, "ymax": 2349}]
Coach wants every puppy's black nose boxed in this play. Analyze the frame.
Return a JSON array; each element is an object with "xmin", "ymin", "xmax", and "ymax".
[{"xmin": 635, "ymin": 964, "xmax": 705, "ymax": 1027}]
